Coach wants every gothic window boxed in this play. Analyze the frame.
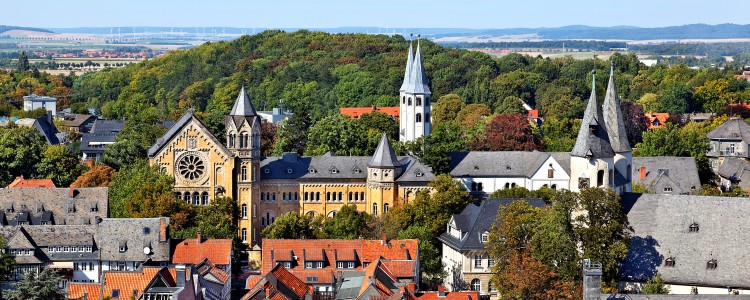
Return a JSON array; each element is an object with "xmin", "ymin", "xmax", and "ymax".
[
  {"xmin": 177, "ymin": 153, "xmax": 205, "ymax": 181},
  {"xmin": 192, "ymin": 192, "xmax": 199, "ymax": 205},
  {"xmin": 201, "ymin": 192, "xmax": 209, "ymax": 205},
  {"xmin": 597, "ymin": 170, "xmax": 605, "ymax": 187},
  {"xmin": 241, "ymin": 228, "xmax": 247, "ymax": 242},
  {"xmin": 416, "ymin": 113, "xmax": 422, "ymax": 123},
  {"xmin": 372, "ymin": 203, "xmax": 378, "ymax": 215},
  {"xmin": 416, "ymin": 97, "xmax": 422, "ymax": 106},
  {"xmin": 408, "ymin": 97, "xmax": 412, "ymax": 106},
  {"xmin": 384, "ymin": 203, "xmax": 389, "ymax": 213},
  {"xmin": 241, "ymin": 166, "xmax": 247, "ymax": 181},
  {"xmin": 241, "ymin": 204, "xmax": 247, "ymax": 218}
]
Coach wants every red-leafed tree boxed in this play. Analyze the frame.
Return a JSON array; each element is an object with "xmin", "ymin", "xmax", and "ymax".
[
  {"xmin": 620, "ymin": 101, "xmax": 648, "ymax": 146},
  {"xmin": 468, "ymin": 113, "xmax": 543, "ymax": 151}
]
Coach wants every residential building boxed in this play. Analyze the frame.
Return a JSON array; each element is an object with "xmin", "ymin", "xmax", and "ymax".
[
  {"xmin": 261, "ymin": 238, "xmax": 419, "ymax": 291},
  {"xmin": 686, "ymin": 112, "xmax": 714, "ymax": 123},
  {"xmin": 100, "ymin": 265, "xmax": 198, "ymax": 300},
  {"xmin": 619, "ymin": 193, "xmax": 750, "ymax": 294},
  {"xmin": 439, "ymin": 198, "xmax": 545, "ymax": 295},
  {"xmin": 80, "ymin": 120, "xmax": 125, "ymax": 161},
  {"xmin": 339, "ymin": 106, "xmax": 399, "ymax": 120},
  {"xmin": 242, "ymin": 264, "xmax": 314, "ymax": 300},
  {"xmin": 5, "ymin": 176, "xmax": 56, "ymax": 188},
  {"xmin": 23, "ymin": 94, "xmax": 57, "ymax": 116},
  {"xmin": 59, "ymin": 114, "xmax": 96, "ymax": 133},
  {"xmin": 706, "ymin": 117, "xmax": 750, "ymax": 171},
  {"xmin": 257, "ymin": 107, "xmax": 293, "ymax": 124},
  {"xmin": 399, "ymin": 40, "xmax": 431, "ymax": 142},
  {"xmin": 98, "ymin": 218, "xmax": 171, "ymax": 272},
  {"xmin": 644, "ymin": 112, "xmax": 670, "ymax": 129},
  {"xmin": 0, "ymin": 187, "xmax": 108, "ymax": 226},
  {"xmin": 716, "ymin": 157, "xmax": 750, "ymax": 191},
  {"xmin": 148, "ymin": 88, "xmax": 435, "ymax": 247},
  {"xmin": 9, "ymin": 117, "xmax": 63, "ymax": 144},
  {"xmin": 172, "ymin": 235, "xmax": 233, "ymax": 300},
  {"xmin": 631, "ymin": 157, "xmax": 701, "ymax": 194}
]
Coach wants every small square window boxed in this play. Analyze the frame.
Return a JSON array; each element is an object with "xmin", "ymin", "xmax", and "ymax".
[{"xmin": 112, "ymin": 289, "xmax": 120, "ymax": 298}]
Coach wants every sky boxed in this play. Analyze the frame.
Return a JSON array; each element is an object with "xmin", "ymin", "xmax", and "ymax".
[{"xmin": 5, "ymin": 0, "xmax": 750, "ymax": 29}]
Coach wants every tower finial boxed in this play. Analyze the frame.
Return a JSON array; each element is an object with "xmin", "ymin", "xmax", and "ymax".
[{"xmin": 592, "ymin": 69, "xmax": 596, "ymax": 91}]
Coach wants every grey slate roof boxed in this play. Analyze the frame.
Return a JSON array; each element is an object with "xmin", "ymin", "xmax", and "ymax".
[
  {"xmin": 706, "ymin": 117, "xmax": 750, "ymax": 142},
  {"xmin": 439, "ymin": 198, "xmax": 546, "ymax": 251},
  {"xmin": 90, "ymin": 119, "xmax": 124, "ymax": 134},
  {"xmin": 148, "ymin": 110, "xmax": 231, "ymax": 158},
  {"xmin": 571, "ymin": 72, "xmax": 615, "ymax": 158},
  {"xmin": 32, "ymin": 117, "xmax": 60, "ymax": 144},
  {"xmin": 368, "ymin": 134, "xmax": 401, "ymax": 168},
  {"xmin": 97, "ymin": 217, "xmax": 170, "ymax": 262},
  {"xmin": 395, "ymin": 157, "xmax": 435, "ymax": 183},
  {"xmin": 447, "ymin": 151, "xmax": 551, "ymax": 178},
  {"xmin": 632, "ymin": 157, "xmax": 700, "ymax": 194},
  {"xmin": 620, "ymin": 193, "xmax": 750, "ymax": 288},
  {"xmin": 602, "ymin": 64, "xmax": 631, "ymax": 153},
  {"xmin": 0, "ymin": 187, "xmax": 108, "ymax": 226},
  {"xmin": 230, "ymin": 87, "xmax": 258, "ymax": 117},
  {"xmin": 548, "ymin": 152, "xmax": 571, "ymax": 175},
  {"xmin": 399, "ymin": 42, "xmax": 414, "ymax": 92},
  {"xmin": 403, "ymin": 41, "xmax": 431, "ymax": 95},
  {"xmin": 79, "ymin": 133, "xmax": 116, "ymax": 153},
  {"xmin": 717, "ymin": 157, "xmax": 750, "ymax": 190}
]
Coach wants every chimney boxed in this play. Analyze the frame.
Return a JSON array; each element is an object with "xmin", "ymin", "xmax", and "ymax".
[
  {"xmin": 265, "ymin": 287, "xmax": 271, "ymax": 299},
  {"xmin": 69, "ymin": 186, "xmax": 76, "ymax": 198},
  {"xmin": 175, "ymin": 265, "xmax": 186, "ymax": 287},
  {"xmin": 381, "ymin": 233, "xmax": 388, "ymax": 246},
  {"xmin": 639, "ymin": 166, "xmax": 647, "ymax": 181},
  {"xmin": 582, "ymin": 259, "xmax": 602, "ymax": 300},
  {"xmin": 159, "ymin": 217, "xmax": 168, "ymax": 242},
  {"xmin": 437, "ymin": 285, "xmax": 446, "ymax": 297},
  {"xmin": 196, "ymin": 233, "xmax": 201, "ymax": 245}
]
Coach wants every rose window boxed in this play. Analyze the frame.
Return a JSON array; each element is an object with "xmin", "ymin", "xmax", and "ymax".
[{"xmin": 177, "ymin": 153, "xmax": 205, "ymax": 181}]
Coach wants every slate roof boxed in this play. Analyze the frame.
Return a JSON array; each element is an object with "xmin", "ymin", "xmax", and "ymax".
[
  {"xmin": 549, "ymin": 152, "xmax": 572, "ymax": 175},
  {"xmin": 395, "ymin": 158, "xmax": 435, "ymax": 183},
  {"xmin": 172, "ymin": 236, "xmax": 232, "ymax": 266},
  {"xmin": 619, "ymin": 193, "xmax": 750, "ymax": 288},
  {"xmin": 399, "ymin": 41, "xmax": 414, "ymax": 92},
  {"xmin": 447, "ymin": 151, "xmax": 551, "ymax": 178},
  {"xmin": 90, "ymin": 119, "xmax": 124, "ymax": 134},
  {"xmin": 20, "ymin": 117, "xmax": 60, "ymax": 144},
  {"xmin": 369, "ymin": 134, "xmax": 401, "ymax": 168},
  {"xmin": 571, "ymin": 71, "xmax": 615, "ymax": 158},
  {"xmin": 404, "ymin": 41, "xmax": 431, "ymax": 95},
  {"xmin": 148, "ymin": 110, "xmax": 231, "ymax": 158},
  {"xmin": 706, "ymin": 117, "xmax": 750, "ymax": 142},
  {"xmin": 227, "ymin": 87, "xmax": 262, "ymax": 132},
  {"xmin": 0, "ymin": 187, "xmax": 108, "ymax": 226},
  {"xmin": 717, "ymin": 157, "xmax": 750, "ymax": 190},
  {"xmin": 262, "ymin": 239, "xmax": 419, "ymax": 285},
  {"xmin": 97, "ymin": 217, "xmax": 170, "ymax": 262},
  {"xmin": 602, "ymin": 64, "xmax": 631, "ymax": 153},
  {"xmin": 79, "ymin": 133, "xmax": 116, "ymax": 153},
  {"xmin": 632, "ymin": 157, "xmax": 700, "ymax": 195},
  {"xmin": 439, "ymin": 198, "xmax": 546, "ymax": 251}
]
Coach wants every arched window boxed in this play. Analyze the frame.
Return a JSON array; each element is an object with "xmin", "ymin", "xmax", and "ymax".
[
  {"xmin": 192, "ymin": 192, "xmax": 200, "ymax": 205},
  {"xmin": 471, "ymin": 279, "xmax": 480, "ymax": 292},
  {"xmin": 316, "ymin": 192, "xmax": 321, "ymax": 201},
  {"xmin": 294, "ymin": 193, "xmax": 299, "ymax": 201},
  {"xmin": 184, "ymin": 192, "xmax": 191, "ymax": 204},
  {"xmin": 477, "ymin": 182, "xmax": 483, "ymax": 191},
  {"xmin": 228, "ymin": 134, "xmax": 235, "ymax": 148},
  {"xmin": 241, "ymin": 204, "xmax": 247, "ymax": 218},
  {"xmin": 175, "ymin": 193, "xmax": 182, "ymax": 201},
  {"xmin": 384, "ymin": 203, "xmax": 390, "ymax": 214},
  {"xmin": 597, "ymin": 170, "xmax": 605, "ymax": 187},
  {"xmin": 241, "ymin": 228, "xmax": 247, "ymax": 242},
  {"xmin": 326, "ymin": 192, "xmax": 331, "ymax": 201},
  {"xmin": 511, "ymin": 183, "xmax": 516, "ymax": 188},
  {"xmin": 241, "ymin": 166, "xmax": 248, "ymax": 181},
  {"xmin": 416, "ymin": 113, "xmax": 422, "ymax": 123},
  {"xmin": 282, "ymin": 192, "xmax": 287, "ymax": 202},
  {"xmin": 360, "ymin": 192, "xmax": 365, "ymax": 201},
  {"xmin": 272, "ymin": 193, "xmax": 276, "ymax": 202},
  {"xmin": 304, "ymin": 192, "xmax": 309, "ymax": 201},
  {"xmin": 261, "ymin": 217, "xmax": 266, "ymax": 226},
  {"xmin": 504, "ymin": 183, "xmax": 510, "ymax": 189},
  {"xmin": 408, "ymin": 97, "xmax": 412, "ymax": 106},
  {"xmin": 416, "ymin": 97, "xmax": 422, "ymax": 106},
  {"xmin": 372, "ymin": 203, "xmax": 378, "ymax": 215},
  {"xmin": 243, "ymin": 133, "xmax": 249, "ymax": 148},
  {"xmin": 354, "ymin": 192, "xmax": 359, "ymax": 201},
  {"xmin": 348, "ymin": 192, "xmax": 353, "ymax": 201},
  {"xmin": 338, "ymin": 192, "xmax": 343, "ymax": 202},
  {"xmin": 201, "ymin": 192, "xmax": 209, "ymax": 205},
  {"xmin": 261, "ymin": 193, "xmax": 265, "ymax": 202},
  {"xmin": 551, "ymin": 184, "xmax": 557, "ymax": 190}
]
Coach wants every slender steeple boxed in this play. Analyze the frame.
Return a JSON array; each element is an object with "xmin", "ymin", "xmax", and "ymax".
[
  {"xmin": 230, "ymin": 86, "xmax": 257, "ymax": 116},
  {"xmin": 369, "ymin": 133, "xmax": 401, "ymax": 168},
  {"xmin": 399, "ymin": 40, "xmax": 414, "ymax": 92},
  {"xmin": 602, "ymin": 61, "xmax": 632, "ymax": 152},
  {"xmin": 571, "ymin": 70, "xmax": 615, "ymax": 158},
  {"xmin": 405, "ymin": 39, "xmax": 431, "ymax": 95}
]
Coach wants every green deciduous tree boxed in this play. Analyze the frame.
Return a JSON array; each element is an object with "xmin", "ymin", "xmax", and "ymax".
[
  {"xmin": 261, "ymin": 212, "xmax": 319, "ymax": 239},
  {"xmin": 432, "ymin": 94, "xmax": 464, "ymax": 124},
  {"xmin": 0, "ymin": 126, "xmax": 47, "ymax": 186},
  {"xmin": 108, "ymin": 160, "xmax": 174, "ymax": 218},
  {"xmin": 641, "ymin": 273, "xmax": 670, "ymax": 294},
  {"xmin": 35, "ymin": 144, "xmax": 86, "ymax": 187},
  {"xmin": 322, "ymin": 204, "xmax": 370, "ymax": 239}
]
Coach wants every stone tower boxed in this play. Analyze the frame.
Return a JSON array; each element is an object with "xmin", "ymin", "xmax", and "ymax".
[
  {"xmin": 569, "ymin": 70, "xmax": 616, "ymax": 193},
  {"xmin": 225, "ymin": 87, "xmax": 262, "ymax": 245},
  {"xmin": 399, "ymin": 39, "xmax": 431, "ymax": 142},
  {"xmin": 602, "ymin": 62, "xmax": 633, "ymax": 194},
  {"xmin": 367, "ymin": 133, "xmax": 402, "ymax": 216}
]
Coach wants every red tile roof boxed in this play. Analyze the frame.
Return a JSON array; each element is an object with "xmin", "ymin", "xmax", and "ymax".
[
  {"xmin": 172, "ymin": 236, "xmax": 233, "ymax": 266},
  {"xmin": 6, "ymin": 176, "xmax": 56, "ymax": 188},
  {"xmin": 261, "ymin": 239, "xmax": 419, "ymax": 284},
  {"xmin": 270, "ymin": 265, "xmax": 314, "ymax": 299},
  {"xmin": 243, "ymin": 265, "xmax": 314, "ymax": 300},
  {"xmin": 102, "ymin": 267, "xmax": 174, "ymax": 299},
  {"xmin": 246, "ymin": 275, "xmax": 262, "ymax": 289},
  {"xmin": 645, "ymin": 112, "xmax": 670, "ymax": 129},
  {"xmin": 340, "ymin": 106, "xmax": 400, "ymax": 119},
  {"xmin": 68, "ymin": 283, "xmax": 101, "ymax": 300}
]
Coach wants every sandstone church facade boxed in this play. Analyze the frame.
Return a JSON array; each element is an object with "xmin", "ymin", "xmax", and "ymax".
[{"xmin": 148, "ymin": 41, "xmax": 435, "ymax": 247}]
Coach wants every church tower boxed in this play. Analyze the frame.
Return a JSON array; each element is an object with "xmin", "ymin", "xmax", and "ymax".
[
  {"xmin": 569, "ymin": 70, "xmax": 616, "ymax": 193},
  {"xmin": 225, "ymin": 87, "xmax": 262, "ymax": 245},
  {"xmin": 602, "ymin": 62, "xmax": 633, "ymax": 194},
  {"xmin": 367, "ymin": 133, "xmax": 402, "ymax": 216},
  {"xmin": 399, "ymin": 39, "xmax": 431, "ymax": 142}
]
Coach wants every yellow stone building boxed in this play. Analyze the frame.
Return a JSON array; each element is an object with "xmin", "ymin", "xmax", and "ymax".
[{"xmin": 148, "ymin": 91, "xmax": 435, "ymax": 248}]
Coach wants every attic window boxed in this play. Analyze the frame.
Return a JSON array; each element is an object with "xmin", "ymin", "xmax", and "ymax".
[
  {"xmin": 474, "ymin": 165, "xmax": 479, "ymax": 170},
  {"xmin": 707, "ymin": 259, "xmax": 718, "ymax": 270},
  {"xmin": 306, "ymin": 276, "xmax": 318, "ymax": 282},
  {"xmin": 352, "ymin": 167, "xmax": 361, "ymax": 174},
  {"xmin": 287, "ymin": 167, "xmax": 293, "ymax": 174},
  {"xmin": 308, "ymin": 168, "xmax": 316, "ymax": 174},
  {"xmin": 506, "ymin": 165, "xmax": 511, "ymax": 170},
  {"xmin": 481, "ymin": 233, "xmax": 489, "ymax": 243},
  {"xmin": 665, "ymin": 257, "xmax": 675, "ymax": 267},
  {"xmin": 664, "ymin": 186, "xmax": 673, "ymax": 192},
  {"xmin": 689, "ymin": 223, "xmax": 699, "ymax": 233},
  {"xmin": 264, "ymin": 168, "xmax": 270, "ymax": 174},
  {"xmin": 330, "ymin": 166, "xmax": 339, "ymax": 174},
  {"xmin": 112, "ymin": 290, "xmax": 120, "ymax": 298},
  {"xmin": 143, "ymin": 227, "xmax": 151, "ymax": 235},
  {"xmin": 415, "ymin": 169, "xmax": 423, "ymax": 177}
]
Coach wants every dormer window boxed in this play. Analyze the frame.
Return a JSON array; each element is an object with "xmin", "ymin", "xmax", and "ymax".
[
  {"xmin": 664, "ymin": 186, "xmax": 673, "ymax": 192},
  {"xmin": 264, "ymin": 168, "xmax": 270, "ymax": 174},
  {"xmin": 336, "ymin": 261, "xmax": 355, "ymax": 269},
  {"xmin": 689, "ymin": 223, "xmax": 699, "ymax": 233},
  {"xmin": 707, "ymin": 259, "xmax": 717, "ymax": 270},
  {"xmin": 481, "ymin": 232, "xmax": 489, "ymax": 243},
  {"xmin": 308, "ymin": 167, "xmax": 316, "ymax": 174},
  {"xmin": 415, "ymin": 169, "xmax": 423, "ymax": 177},
  {"xmin": 352, "ymin": 166, "xmax": 361, "ymax": 174},
  {"xmin": 119, "ymin": 241, "xmax": 127, "ymax": 253},
  {"xmin": 665, "ymin": 257, "xmax": 675, "ymax": 267},
  {"xmin": 330, "ymin": 166, "xmax": 339, "ymax": 174},
  {"xmin": 305, "ymin": 261, "xmax": 324, "ymax": 269},
  {"xmin": 287, "ymin": 167, "xmax": 293, "ymax": 174}
]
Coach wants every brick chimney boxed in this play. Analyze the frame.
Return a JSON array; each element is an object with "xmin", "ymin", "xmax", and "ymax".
[
  {"xmin": 69, "ymin": 186, "xmax": 76, "ymax": 198},
  {"xmin": 639, "ymin": 166, "xmax": 647, "ymax": 181},
  {"xmin": 381, "ymin": 233, "xmax": 388, "ymax": 246},
  {"xmin": 196, "ymin": 233, "xmax": 201, "ymax": 245},
  {"xmin": 437, "ymin": 285, "xmax": 446, "ymax": 298},
  {"xmin": 159, "ymin": 217, "xmax": 168, "ymax": 242}
]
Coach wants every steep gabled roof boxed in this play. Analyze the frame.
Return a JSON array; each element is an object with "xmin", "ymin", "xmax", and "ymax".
[
  {"xmin": 172, "ymin": 236, "xmax": 232, "ymax": 266},
  {"xmin": 404, "ymin": 40, "xmax": 431, "ymax": 95},
  {"xmin": 706, "ymin": 117, "xmax": 750, "ymax": 142},
  {"xmin": 571, "ymin": 70, "xmax": 615, "ymax": 158},
  {"xmin": 147, "ymin": 110, "xmax": 231, "ymax": 158},
  {"xmin": 399, "ymin": 41, "xmax": 414, "ymax": 92},
  {"xmin": 447, "ymin": 151, "xmax": 553, "ymax": 178},
  {"xmin": 267, "ymin": 264, "xmax": 314, "ymax": 300},
  {"xmin": 369, "ymin": 133, "xmax": 401, "ymax": 168},
  {"xmin": 602, "ymin": 63, "xmax": 631, "ymax": 153}
]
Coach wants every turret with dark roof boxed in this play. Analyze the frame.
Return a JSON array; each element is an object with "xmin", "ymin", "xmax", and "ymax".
[
  {"xmin": 369, "ymin": 133, "xmax": 401, "ymax": 168},
  {"xmin": 602, "ymin": 62, "xmax": 631, "ymax": 153},
  {"xmin": 226, "ymin": 86, "xmax": 260, "ymax": 129},
  {"xmin": 571, "ymin": 70, "xmax": 615, "ymax": 158}
]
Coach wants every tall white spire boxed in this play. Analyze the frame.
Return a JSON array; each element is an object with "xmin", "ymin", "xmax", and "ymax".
[
  {"xmin": 602, "ymin": 61, "xmax": 631, "ymax": 152},
  {"xmin": 406, "ymin": 39, "xmax": 431, "ymax": 95},
  {"xmin": 399, "ymin": 40, "xmax": 414, "ymax": 92}
]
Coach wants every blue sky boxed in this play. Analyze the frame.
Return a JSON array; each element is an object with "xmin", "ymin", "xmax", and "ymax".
[{"xmin": 6, "ymin": 0, "xmax": 750, "ymax": 29}]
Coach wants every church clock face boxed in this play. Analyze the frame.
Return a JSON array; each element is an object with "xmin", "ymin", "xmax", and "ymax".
[{"xmin": 176, "ymin": 152, "xmax": 207, "ymax": 182}]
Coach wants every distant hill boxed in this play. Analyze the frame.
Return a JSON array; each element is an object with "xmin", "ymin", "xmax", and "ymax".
[{"xmin": 0, "ymin": 25, "xmax": 53, "ymax": 34}]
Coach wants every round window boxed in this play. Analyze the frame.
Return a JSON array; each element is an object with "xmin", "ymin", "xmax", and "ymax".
[{"xmin": 177, "ymin": 153, "xmax": 205, "ymax": 181}]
